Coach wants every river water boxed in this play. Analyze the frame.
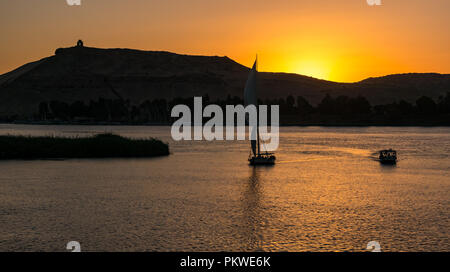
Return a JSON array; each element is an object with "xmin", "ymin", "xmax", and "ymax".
[{"xmin": 0, "ymin": 125, "xmax": 448, "ymax": 251}]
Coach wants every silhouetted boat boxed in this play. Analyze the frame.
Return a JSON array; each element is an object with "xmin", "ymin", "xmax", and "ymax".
[
  {"xmin": 379, "ymin": 149, "xmax": 397, "ymax": 164},
  {"xmin": 244, "ymin": 57, "xmax": 276, "ymax": 166},
  {"xmin": 248, "ymin": 152, "xmax": 276, "ymax": 165}
]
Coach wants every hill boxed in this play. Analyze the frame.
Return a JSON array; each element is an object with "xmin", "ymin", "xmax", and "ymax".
[{"xmin": 0, "ymin": 45, "xmax": 449, "ymax": 118}]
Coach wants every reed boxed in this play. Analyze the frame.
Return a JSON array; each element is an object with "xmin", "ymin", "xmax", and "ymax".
[{"xmin": 0, "ymin": 133, "xmax": 169, "ymax": 159}]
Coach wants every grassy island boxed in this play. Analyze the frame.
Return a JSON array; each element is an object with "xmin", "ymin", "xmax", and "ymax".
[{"xmin": 0, "ymin": 133, "xmax": 169, "ymax": 159}]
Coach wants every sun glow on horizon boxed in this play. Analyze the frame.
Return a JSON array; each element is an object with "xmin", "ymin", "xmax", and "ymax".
[{"xmin": 290, "ymin": 59, "xmax": 332, "ymax": 81}]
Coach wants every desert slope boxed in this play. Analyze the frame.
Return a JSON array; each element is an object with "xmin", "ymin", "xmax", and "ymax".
[{"xmin": 0, "ymin": 45, "xmax": 449, "ymax": 117}]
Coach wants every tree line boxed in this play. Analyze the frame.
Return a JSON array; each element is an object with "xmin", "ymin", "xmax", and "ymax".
[{"xmin": 35, "ymin": 92, "xmax": 450, "ymax": 125}]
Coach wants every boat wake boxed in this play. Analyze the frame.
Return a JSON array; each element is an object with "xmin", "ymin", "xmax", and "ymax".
[{"xmin": 277, "ymin": 157, "xmax": 334, "ymax": 164}]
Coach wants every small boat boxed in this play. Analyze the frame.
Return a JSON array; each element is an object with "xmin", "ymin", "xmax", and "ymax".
[
  {"xmin": 379, "ymin": 149, "xmax": 397, "ymax": 164},
  {"xmin": 249, "ymin": 152, "xmax": 276, "ymax": 166},
  {"xmin": 244, "ymin": 57, "xmax": 277, "ymax": 166}
]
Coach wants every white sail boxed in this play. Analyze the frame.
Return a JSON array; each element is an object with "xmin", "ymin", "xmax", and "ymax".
[
  {"xmin": 244, "ymin": 60, "xmax": 258, "ymax": 107},
  {"xmin": 244, "ymin": 59, "xmax": 258, "ymax": 156}
]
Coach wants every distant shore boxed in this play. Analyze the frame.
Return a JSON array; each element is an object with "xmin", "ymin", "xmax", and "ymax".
[
  {"xmin": 1, "ymin": 120, "xmax": 449, "ymax": 127},
  {"xmin": 2, "ymin": 92, "xmax": 447, "ymax": 127},
  {"xmin": 0, "ymin": 133, "xmax": 169, "ymax": 160}
]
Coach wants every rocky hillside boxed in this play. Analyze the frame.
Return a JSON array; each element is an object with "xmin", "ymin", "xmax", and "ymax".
[{"xmin": 0, "ymin": 45, "xmax": 449, "ymax": 117}]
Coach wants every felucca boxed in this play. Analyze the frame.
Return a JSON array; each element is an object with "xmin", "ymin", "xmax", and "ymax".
[{"xmin": 244, "ymin": 58, "xmax": 276, "ymax": 166}]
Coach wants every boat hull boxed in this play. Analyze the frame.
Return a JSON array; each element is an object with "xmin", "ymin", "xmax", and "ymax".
[
  {"xmin": 379, "ymin": 159, "xmax": 397, "ymax": 164},
  {"xmin": 249, "ymin": 155, "xmax": 276, "ymax": 166}
]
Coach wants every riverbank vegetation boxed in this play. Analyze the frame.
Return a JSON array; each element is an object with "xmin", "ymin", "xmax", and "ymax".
[
  {"xmin": 2, "ymin": 92, "xmax": 449, "ymax": 126},
  {"xmin": 0, "ymin": 133, "xmax": 169, "ymax": 159}
]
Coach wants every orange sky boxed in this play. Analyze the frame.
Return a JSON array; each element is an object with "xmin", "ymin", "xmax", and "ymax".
[{"xmin": 0, "ymin": 0, "xmax": 449, "ymax": 82}]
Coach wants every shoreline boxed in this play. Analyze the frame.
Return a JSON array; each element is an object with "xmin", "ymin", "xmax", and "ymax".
[{"xmin": 1, "ymin": 121, "xmax": 449, "ymax": 127}]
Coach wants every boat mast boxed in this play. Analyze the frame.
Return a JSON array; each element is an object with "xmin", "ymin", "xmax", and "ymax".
[{"xmin": 256, "ymin": 55, "xmax": 260, "ymax": 156}]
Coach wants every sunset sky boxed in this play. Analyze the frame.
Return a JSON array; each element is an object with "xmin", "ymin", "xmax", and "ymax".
[{"xmin": 0, "ymin": 0, "xmax": 449, "ymax": 82}]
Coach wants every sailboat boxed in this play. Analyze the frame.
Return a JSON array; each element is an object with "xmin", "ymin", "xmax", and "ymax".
[{"xmin": 244, "ymin": 57, "xmax": 276, "ymax": 166}]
